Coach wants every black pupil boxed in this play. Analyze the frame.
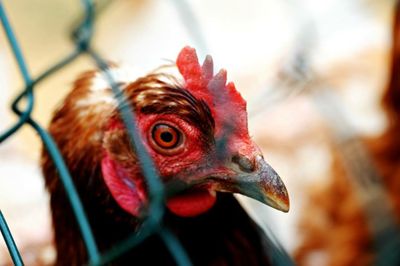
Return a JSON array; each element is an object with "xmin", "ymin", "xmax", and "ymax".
[{"xmin": 161, "ymin": 131, "xmax": 173, "ymax": 143}]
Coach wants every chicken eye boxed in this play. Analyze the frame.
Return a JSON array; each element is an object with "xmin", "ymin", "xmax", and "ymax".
[{"xmin": 151, "ymin": 123, "xmax": 182, "ymax": 150}]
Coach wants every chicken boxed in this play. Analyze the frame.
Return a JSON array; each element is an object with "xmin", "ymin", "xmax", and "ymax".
[
  {"xmin": 294, "ymin": 3, "xmax": 400, "ymax": 265},
  {"xmin": 41, "ymin": 46, "xmax": 290, "ymax": 265}
]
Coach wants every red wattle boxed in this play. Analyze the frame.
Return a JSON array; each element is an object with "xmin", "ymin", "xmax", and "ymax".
[
  {"xmin": 166, "ymin": 189, "xmax": 217, "ymax": 217},
  {"xmin": 101, "ymin": 153, "xmax": 146, "ymax": 217}
]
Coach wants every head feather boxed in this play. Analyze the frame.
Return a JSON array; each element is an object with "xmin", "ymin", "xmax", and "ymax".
[{"xmin": 176, "ymin": 46, "xmax": 247, "ymax": 136}]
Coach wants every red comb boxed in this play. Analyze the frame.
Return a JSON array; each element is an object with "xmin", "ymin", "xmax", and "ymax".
[
  {"xmin": 176, "ymin": 46, "xmax": 247, "ymax": 135},
  {"xmin": 176, "ymin": 46, "xmax": 213, "ymax": 105}
]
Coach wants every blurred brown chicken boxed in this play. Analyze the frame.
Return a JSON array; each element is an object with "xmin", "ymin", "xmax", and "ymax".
[{"xmin": 294, "ymin": 3, "xmax": 400, "ymax": 266}]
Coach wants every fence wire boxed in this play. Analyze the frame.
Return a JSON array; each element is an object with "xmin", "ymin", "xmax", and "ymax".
[
  {"xmin": 0, "ymin": 0, "xmax": 297, "ymax": 265},
  {"xmin": 3, "ymin": 0, "xmax": 386, "ymax": 265},
  {"xmin": 0, "ymin": 0, "xmax": 191, "ymax": 265}
]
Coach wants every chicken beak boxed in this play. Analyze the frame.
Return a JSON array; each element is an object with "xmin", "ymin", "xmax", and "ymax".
[
  {"xmin": 213, "ymin": 155, "xmax": 290, "ymax": 212},
  {"xmin": 164, "ymin": 155, "xmax": 289, "ymax": 213}
]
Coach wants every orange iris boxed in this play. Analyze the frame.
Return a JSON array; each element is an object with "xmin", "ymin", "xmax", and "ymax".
[{"xmin": 152, "ymin": 124, "xmax": 180, "ymax": 149}]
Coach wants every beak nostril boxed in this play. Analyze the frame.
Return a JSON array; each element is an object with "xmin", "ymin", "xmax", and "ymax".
[{"xmin": 232, "ymin": 154, "xmax": 255, "ymax": 173}]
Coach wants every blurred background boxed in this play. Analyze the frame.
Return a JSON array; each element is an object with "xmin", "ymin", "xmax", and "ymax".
[{"xmin": 0, "ymin": 0, "xmax": 398, "ymax": 265}]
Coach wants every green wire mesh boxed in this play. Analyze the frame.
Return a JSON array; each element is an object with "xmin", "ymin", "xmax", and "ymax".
[
  {"xmin": 0, "ymin": 212, "xmax": 22, "ymax": 266},
  {"xmin": 0, "ymin": 0, "xmax": 190, "ymax": 265},
  {"xmin": 0, "ymin": 1, "xmax": 296, "ymax": 265}
]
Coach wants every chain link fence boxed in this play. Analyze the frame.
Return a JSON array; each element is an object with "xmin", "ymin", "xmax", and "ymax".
[
  {"xmin": 0, "ymin": 1, "xmax": 294, "ymax": 265},
  {"xmin": 2, "ymin": 1, "xmax": 399, "ymax": 266}
]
